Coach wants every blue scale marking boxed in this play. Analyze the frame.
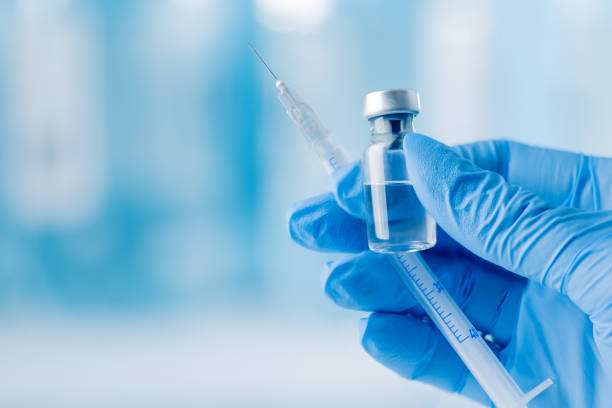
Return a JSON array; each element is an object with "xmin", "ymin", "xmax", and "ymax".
[
  {"xmin": 397, "ymin": 254, "xmax": 475, "ymax": 344},
  {"xmin": 329, "ymin": 156, "xmax": 338, "ymax": 168}
]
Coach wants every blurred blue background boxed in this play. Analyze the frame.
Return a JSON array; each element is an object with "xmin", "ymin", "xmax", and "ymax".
[{"xmin": 1, "ymin": 0, "xmax": 611, "ymax": 406}]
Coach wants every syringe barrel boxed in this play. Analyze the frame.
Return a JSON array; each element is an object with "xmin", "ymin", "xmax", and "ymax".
[
  {"xmin": 392, "ymin": 253, "xmax": 551, "ymax": 408},
  {"xmin": 312, "ymin": 137, "xmax": 351, "ymax": 174}
]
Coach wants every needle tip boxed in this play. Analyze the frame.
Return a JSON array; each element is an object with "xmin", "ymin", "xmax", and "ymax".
[{"xmin": 247, "ymin": 42, "xmax": 278, "ymax": 81}]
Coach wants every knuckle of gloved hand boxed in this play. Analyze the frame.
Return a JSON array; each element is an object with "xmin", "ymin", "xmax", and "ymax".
[
  {"xmin": 286, "ymin": 194, "xmax": 332, "ymax": 249},
  {"xmin": 286, "ymin": 209, "xmax": 315, "ymax": 249},
  {"xmin": 361, "ymin": 314, "xmax": 436, "ymax": 381},
  {"xmin": 360, "ymin": 314, "xmax": 391, "ymax": 358},
  {"xmin": 361, "ymin": 320, "xmax": 420, "ymax": 380},
  {"xmin": 331, "ymin": 162, "xmax": 365, "ymax": 218},
  {"xmin": 322, "ymin": 252, "xmax": 390, "ymax": 309},
  {"xmin": 322, "ymin": 259, "xmax": 361, "ymax": 309}
]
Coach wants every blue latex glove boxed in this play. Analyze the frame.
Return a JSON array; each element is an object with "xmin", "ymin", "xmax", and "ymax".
[{"xmin": 287, "ymin": 134, "xmax": 612, "ymax": 407}]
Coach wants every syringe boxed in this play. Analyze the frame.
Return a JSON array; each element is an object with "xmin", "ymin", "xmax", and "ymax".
[{"xmin": 249, "ymin": 43, "xmax": 552, "ymax": 408}]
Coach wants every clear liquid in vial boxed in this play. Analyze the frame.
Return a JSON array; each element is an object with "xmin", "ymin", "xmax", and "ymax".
[{"xmin": 364, "ymin": 181, "xmax": 436, "ymax": 253}]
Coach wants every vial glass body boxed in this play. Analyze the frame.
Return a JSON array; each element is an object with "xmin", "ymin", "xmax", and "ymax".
[{"xmin": 362, "ymin": 115, "xmax": 436, "ymax": 253}]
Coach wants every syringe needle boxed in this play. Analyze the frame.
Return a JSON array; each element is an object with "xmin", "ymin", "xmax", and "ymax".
[{"xmin": 248, "ymin": 42, "xmax": 278, "ymax": 81}]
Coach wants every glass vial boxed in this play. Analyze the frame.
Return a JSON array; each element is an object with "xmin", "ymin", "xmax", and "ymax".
[{"xmin": 362, "ymin": 90, "xmax": 436, "ymax": 253}]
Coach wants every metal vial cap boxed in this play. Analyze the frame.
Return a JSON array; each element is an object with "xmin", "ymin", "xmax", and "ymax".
[{"xmin": 362, "ymin": 89, "xmax": 421, "ymax": 119}]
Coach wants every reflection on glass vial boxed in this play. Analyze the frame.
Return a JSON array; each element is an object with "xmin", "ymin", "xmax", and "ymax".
[
  {"xmin": 364, "ymin": 181, "xmax": 436, "ymax": 253},
  {"xmin": 361, "ymin": 89, "xmax": 436, "ymax": 253}
]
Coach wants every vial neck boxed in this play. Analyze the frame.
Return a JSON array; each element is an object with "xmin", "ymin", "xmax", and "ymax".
[{"xmin": 368, "ymin": 114, "xmax": 415, "ymax": 148}]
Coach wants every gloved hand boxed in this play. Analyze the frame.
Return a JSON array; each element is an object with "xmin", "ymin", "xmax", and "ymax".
[{"xmin": 287, "ymin": 133, "xmax": 612, "ymax": 407}]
